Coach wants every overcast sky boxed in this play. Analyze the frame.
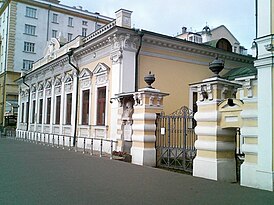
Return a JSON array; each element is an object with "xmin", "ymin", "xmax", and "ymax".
[{"xmin": 61, "ymin": 0, "xmax": 255, "ymax": 52}]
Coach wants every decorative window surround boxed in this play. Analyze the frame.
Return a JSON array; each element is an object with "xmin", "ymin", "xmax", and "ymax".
[{"xmin": 93, "ymin": 63, "xmax": 110, "ymax": 132}]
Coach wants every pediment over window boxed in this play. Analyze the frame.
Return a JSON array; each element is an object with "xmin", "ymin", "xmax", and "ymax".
[
  {"xmin": 38, "ymin": 82, "xmax": 44, "ymax": 91},
  {"xmin": 79, "ymin": 68, "xmax": 93, "ymax": 79},
  {"xmin": 31, "ymin": 84, "xmax": 36, "ymax": 93},
  {"xmin": 64, "ymin": 73, "xmax": 73, "ymax": 83},
  {"xmin": 45, "ymin": 79, "xmax": 52, "ymax": 89},
  {"xmin": 93, "ymin": 63, "xmax": 110, "ymax": 75},
  {"xmin": 54, "ymin": 76, "xmax": 62, "ymax": 86}
]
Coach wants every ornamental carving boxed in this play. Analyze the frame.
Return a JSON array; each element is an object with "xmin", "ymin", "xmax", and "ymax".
[
  {"xmin": 38, "ymin": 82, "xmax": 44, "ymax": 91},
  {"xmin": 65, "ymin": 83, "xmax": 73, "ymax": 92},
  {"xmin": 81, "ymin": 79, "xmax": 91, "ymax": 89},
  {"xmin": 31, "ymin": 84, "xmax": 36, "ymax": 93},
  {"xmin": 96, "ymin": 74, "xmax": 107, "ymax": 85},
  {"xmin": 55, "ymin": 86, "xmax": 61, "ymax": 94}
]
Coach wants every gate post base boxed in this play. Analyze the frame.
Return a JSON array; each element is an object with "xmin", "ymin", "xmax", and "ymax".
[
  {"xmin": 131, "ymin": 147, "xmax": 156, "ymax": 166},
  {"xmin": 193, "ymin": 157, "xmax": 236, "ymax": 182},
  {"xmin": 240, "ymin": 162, "xmax": 257, "ymax": 188}
]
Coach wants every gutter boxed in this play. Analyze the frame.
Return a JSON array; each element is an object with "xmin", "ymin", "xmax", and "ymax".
[
  {"xmin": 22, "ymin": 75, "xmax": 30, "ymax": 132},
  {"xmin": 135, "ymin": 29, "xmax": 144, "ymax": 92},
  {"xmin": 67, "ymin": 48, "xmax": 79, "ymax": 146}
]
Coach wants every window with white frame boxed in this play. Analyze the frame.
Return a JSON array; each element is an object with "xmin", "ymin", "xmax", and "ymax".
[
  {"xmin": 66, "ymin": 93, "xmax": 72, "ymax": 125},
  {"xmin": 82, "ymin": 90, "xmax": 90, "ymax": 125},
  {"xmin": 67, "ymin": 33, "xmax": 73, "ymax": 42},
  {"xmin": 23, "ymin": 60, "xmax": 34, "ymax": 70},
  {"xmin": 46, "ymin": 97, "xmax": 51, "ymax": 124},
  {"xmin": 82, "ymin": 20, "xmax": 88, "ymax": 26},
  {"xmin": 25, "ymin": 24, "xmax": 36, "ymax": 35},
  {"xmin": 21, "ymin": 102, "xmax": 25, "ymax": 123},
  {"xmin": 55, "ymin": 95, "xmax": 61, "ymax": 124},
  {"xmin": 31, "ymin": 100, "xmax": 36, "ymax": 123},
  {"xmin": 68, "ymin": 17, "xmax": 73, "ymax": 27},
  {"xmin": 52, "ymin": 30, "xmax": 57, "ymax": 38},
  {"xmin": 97, "ymin": 86, "xmax": 106, "ymax": 126},
  {"xmin": 38, "ymin": 98, "xmax": 43, "ymax": 124},
  {"xmin": 52, "ymin": 13, "xmax": 58, "ymax": 23},
  {"xmin": 26, "ymin": 101, "xmax": 29, "ymax": 124},
  {"xmin": 26, "ymin": 7, "xmax": 37, "ymax": 18},
  {"xmin": 24, "ymin": 42, "xmax": 35, "ymax": 53},
  {"xmin": 82, "ymin": 28, "xmax": 87, "ymax": 37}
]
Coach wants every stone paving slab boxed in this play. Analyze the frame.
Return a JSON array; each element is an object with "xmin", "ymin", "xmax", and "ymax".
[{"xmin": 0, "ymin": 138, "xmax": 274, "ymax": 205}]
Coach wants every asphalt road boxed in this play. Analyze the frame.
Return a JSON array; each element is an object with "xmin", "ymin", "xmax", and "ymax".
[{"xmin": 0, "ymin": 138, "xmax": 274, "ymax": 205}]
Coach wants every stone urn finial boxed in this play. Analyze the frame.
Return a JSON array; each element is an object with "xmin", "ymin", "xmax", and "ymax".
[
  {"xmin": 144, "ymin": 71, "xmax": 155, "ymax": 88},
  {"xmin": 209, "ymin": 56, "xmax": 224, "ymax": 77}
]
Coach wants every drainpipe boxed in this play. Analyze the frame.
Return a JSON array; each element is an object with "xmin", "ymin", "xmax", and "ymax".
[
  {"xmin": 67, "ymin": 48, "xmax": 79, "ymax": 146},
  {"xmin": 135, "ymin": 30, "xmax": 144, "ymax": 92},
  {"xmin": 22, "ymin": 75, "xmax": 30, "ymax": 131},
  {"xmin": 2, "ymin": 3, "xmax": 10, "ymax": 126},
  {"xmin": 255, "ymin": 0, "xmax": 258, "ymax": 39}
]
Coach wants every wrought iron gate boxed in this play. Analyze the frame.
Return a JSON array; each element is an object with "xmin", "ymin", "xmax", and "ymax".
[{"xmin": 156, "ymin": 106, "xmax": 197, "ymax": 173}]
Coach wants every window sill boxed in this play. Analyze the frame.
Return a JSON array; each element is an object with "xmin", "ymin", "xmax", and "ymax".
[
  {"xmin": 52, "ymin": 22, "xmax": 59, "ymax": 24},
  {"xmin": 23, "ymin": 51, "xmax": 36, "ymax": 54},
  {"xmin": 25, "ymin": 15, "xmax": 38, "ymax": 19},
  {"xmin": 67, "ymin": 25, "xmax": 74, "ymax": 28},
  {"xmin": 23, "ymin": 33, "xmax": 37, "ymax": 37}
]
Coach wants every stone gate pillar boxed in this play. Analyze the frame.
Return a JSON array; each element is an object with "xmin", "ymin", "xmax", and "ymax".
[
  {"xmin": 130, "ymin": 72, "xmax": 168, "ymax": 166},
  {"xmin": 192, "ymin": 58, "xmax": 241, "ymax": 182}
]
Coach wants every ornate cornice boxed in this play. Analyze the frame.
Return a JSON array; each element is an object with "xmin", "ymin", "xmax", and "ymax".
[{"xmin": 143, "ymin": 37, "xmax": 254, "ymax": 64}]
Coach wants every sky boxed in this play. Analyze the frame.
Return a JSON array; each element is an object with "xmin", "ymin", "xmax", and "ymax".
[{"xmin": 61, "ymin": 0, "xmax": 255, "ymax": 52}]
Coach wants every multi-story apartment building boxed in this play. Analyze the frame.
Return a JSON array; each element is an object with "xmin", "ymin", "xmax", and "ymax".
[{"xmin": 0, "ymin": 0, "xmax": 113, "ymax": 128}]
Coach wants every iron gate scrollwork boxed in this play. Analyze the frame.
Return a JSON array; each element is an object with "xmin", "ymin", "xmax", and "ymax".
[{"xmin": 156, "ymin": 106, "xmax": 197, "ymax": 172}]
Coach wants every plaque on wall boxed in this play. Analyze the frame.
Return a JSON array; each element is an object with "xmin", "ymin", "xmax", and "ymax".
[{"xmin": 123, "ymin": 124, "xmax": 132, "ymax": 141}]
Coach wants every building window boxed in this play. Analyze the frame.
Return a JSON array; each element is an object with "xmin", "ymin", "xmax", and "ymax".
[
  {"xmin": 32, "ymin": 100, "xmax": 36, "ymax": 123},
  {"xmin": 68, "ymin": 17, "xmax": 73, "ymax": 27},
  {"xmin": 23, "ymin": 60, "xmax": 34, "ymax": 70},
  {"xmin": 52, "ymin": 30, "xmax": 57, "ymax": 38},
  {"xmin": 26, "ymin": 7, "xmax": 37, "ymax": 18},
  {"xmin": 55, "ymin": 95, "xmax": 61, "ymax": 124},
  {"xmin": 52, "ymin": 13, "xmax": 58, "ymax": 23},
  {"xmin": 46, "ymin": 97, "xmax": 51, "ymax": 124},
  {"xmin": 25, "ymin": 24, "xmax": 36, "ymax": 35},
  {"xmin": 21, "ymin": 103, "xmax": 25, "ymax": 123},
  {"xmin": 82, "ymin": 28, "xmax": 87, "ymax": 37},
  {"xmin": 66, "ymin": 93, "xmax": 72, "ymax": 125},
  {"xmin": 82, "ymin": 90, "xmax": 89, "ymax": 125},
  {"xmin": 26, "ymin": 102, "xmax": 29, "ymax": 124},
  {"xmin": 24, "ymin": 42, "xmax": 35, "ymax": 53},
  {"xmin": 38, "ymin": 99, "xmax": 43, "ymax": 124},
  {"xmin": 67, "ymin": 33, "xmax": 73, "ymax": 42},
  {"xmin": 82, "ymin": 20, "xmax": 88, "ymax": 26},
  {"xmin": 97, "ymin": 87, "xmax": 106, "ymax": 125}
]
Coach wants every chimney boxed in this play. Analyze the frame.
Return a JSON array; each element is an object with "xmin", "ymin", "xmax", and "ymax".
[
  {"xmin": 115, "ymin": 9, "xmax": 132, "ymax": 28},
  {"xmin": 182, "ymin": 27, "xmax": 187, "ymax": 34}
]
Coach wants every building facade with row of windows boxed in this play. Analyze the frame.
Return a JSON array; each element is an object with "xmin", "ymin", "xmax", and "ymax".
[
  {"xmin": 0, "ymin": 0, "xmax": 113, "ymax": 128},
  {"xmin": 16, "ymin": 9, "xmax": 253, "ymax": 160}
]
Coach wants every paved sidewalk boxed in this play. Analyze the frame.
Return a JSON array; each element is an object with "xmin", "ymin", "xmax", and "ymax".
[{"xmin": 0, "ymin": 138, "xmax": 274, "ymax": 205}]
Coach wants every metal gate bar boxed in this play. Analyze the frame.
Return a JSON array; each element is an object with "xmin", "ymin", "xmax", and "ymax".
[{"xmin": 156, "ymin": 106, "xmax": 197, "ymax": 173}]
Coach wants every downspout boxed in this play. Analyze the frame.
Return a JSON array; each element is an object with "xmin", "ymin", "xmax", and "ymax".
[
  {"xmin": 135, "ymin": 30, "xmax": 144, "ymax": 92},
  {"xmin": 22, "ymin": 75, "xmax": 30, "ymax": 131},
  {"xmin": 2, "ymin": 3, "xmax": 10, "ymax": 126},
  {"xmin": 67, "ymin": 48, "xmax": 79, "ymax": 146},
  {"xmin": 253, "ymin": 0, "xmax": 258, "ymax": 59},
  {"xmin": 255, "ymin": 0, "xmax": 258, "ymax": 39}
]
